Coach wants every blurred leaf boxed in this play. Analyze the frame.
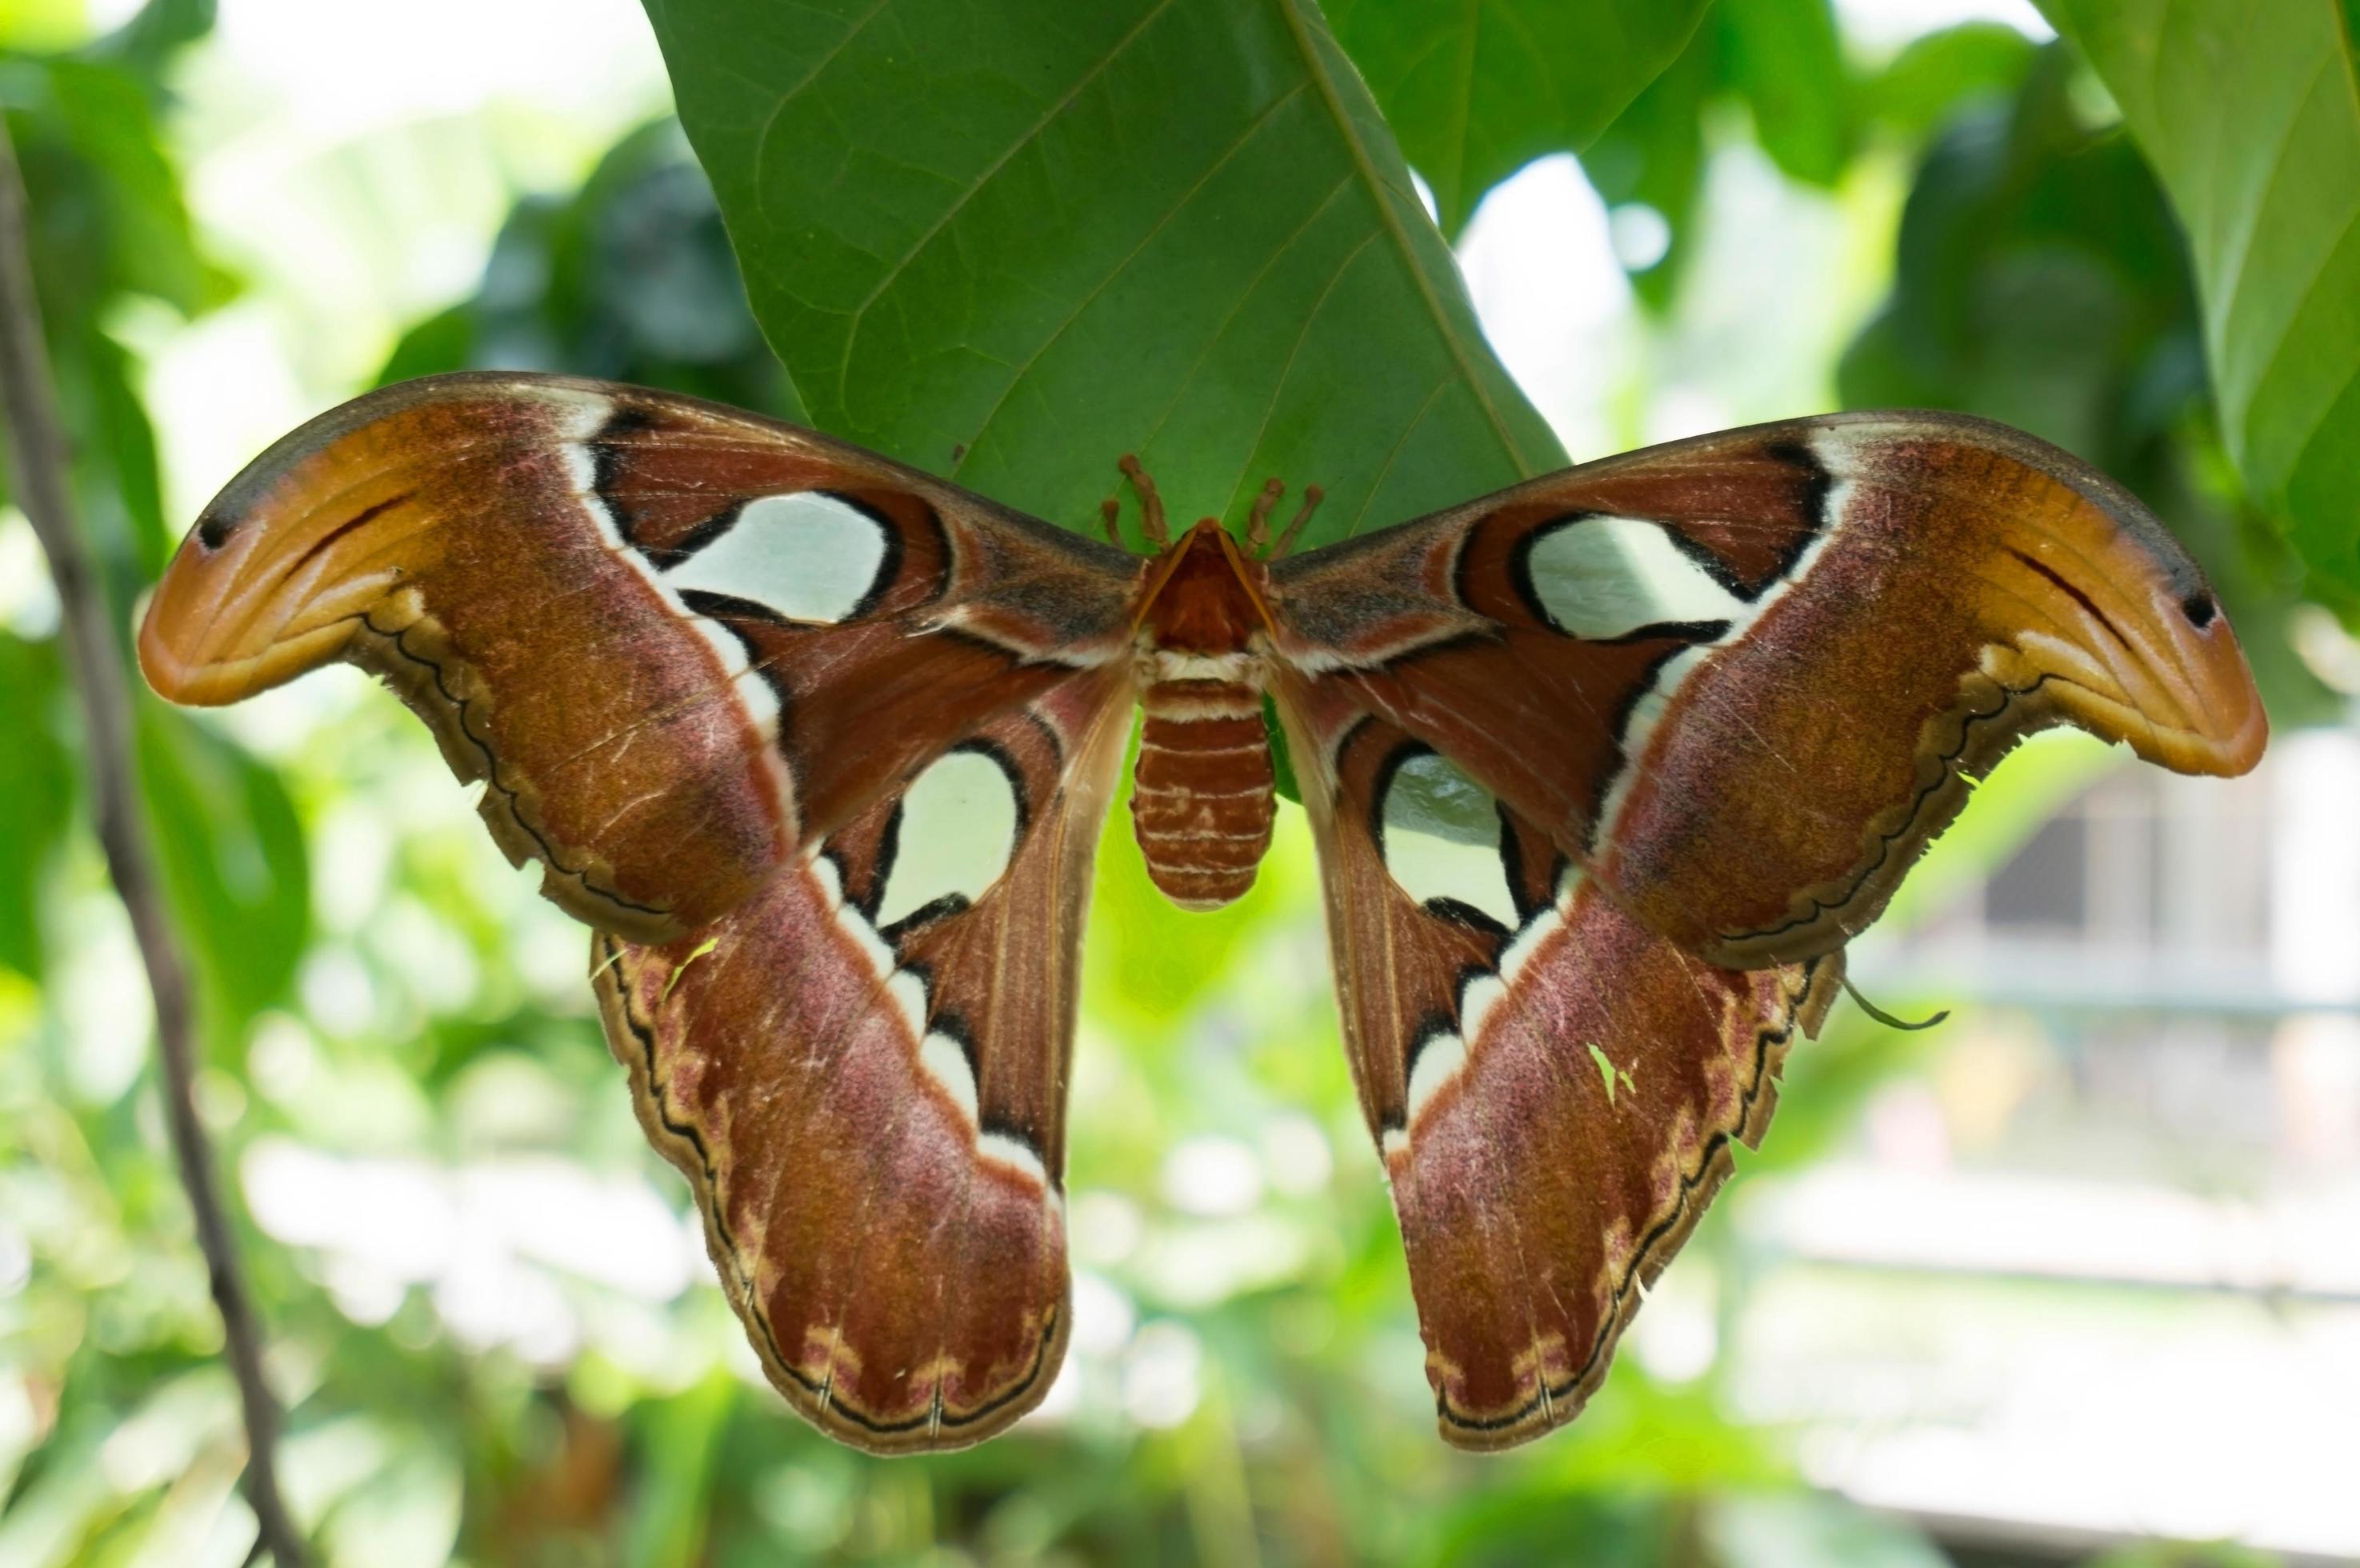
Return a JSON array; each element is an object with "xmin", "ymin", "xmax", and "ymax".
[
  {"xmin": 0, "ymin": 0, "xmax": 82, "ymax": 52},
  {"xmin": 643, "ymin": 0, "xmax": 1561, "ymax": 552},
  {"xmin": 2088, "ymin": 1542, "xmax": 2287, "ymax": 1568},
  {"xmin": 376, "ymin": 303, "xmax": 474, "ymax": 386},
  {"xmin": 136, "ymin": 708, "xmax": 308, "ymax": 1056},
  {"xmin": 84, "ymin": 0, "xmax": 218, "ymax": 82},
  {"xmin": 2041, "ymin": 0, "xmax": 2360, "ymax": 603},
  {"xmin": 1859, "ymin": 21, "xmax": 2039, "ymax": 142},
  {"xmin": 1579, "ymin": 0, "xmax": 1854, "ymax": 311},
  {"xmin": 1582, "ymin": 26, "xmax": 1712, "ymax": 310},
  {"xmin": 1839, "ymin": 51, "xmax": 2186, "ymax": 462},
  {"xmin": 622, "ymin": 1374, "xmax": 734, "ymax": 1567},
  {"xmin": 1418, "ymin": 1486, "xmax": 1698, "ymax": 1568},
  {"xmin": 0, "ymin": 634, "xmax": 72, "ymax": 982},
  {"xmin": 0, "ymin": 52, "xmax": 220, "ymax": 593},
  {"xmin": 318, "ymin": 1431, "xmax": 462, "ymax": 1568},
  {"xmin": 65, "ymin": 322, "xmax": 171, "ymax": 583},
  {"xmin": 381, "ymin": 119, "xmax": 794, "ymax": 418},
  {"xmin": 1708, "ymin": 1492, "xmax": 1950, "ymax": 1568},
  {"xmin": 1324, "ymin": 0, "xmax": 1708, "ymax": 237},
  {"xmin": 1715, "ymin": 0, "xmax": 1851, "ymax": 186},
  {"xmin": 22, "ymin": 58, "xmax": 217, "ymax": 315}
]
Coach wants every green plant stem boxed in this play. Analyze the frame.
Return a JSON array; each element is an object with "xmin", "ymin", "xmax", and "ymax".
[{"xmin": 0, "ymin": 122, "xmax": 310, "ymax": 1567}]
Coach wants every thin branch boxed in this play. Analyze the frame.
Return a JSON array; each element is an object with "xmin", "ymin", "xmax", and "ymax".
[{"xmin": 0, "ymin": 123, "xmax": 310, "ymax": 1566}]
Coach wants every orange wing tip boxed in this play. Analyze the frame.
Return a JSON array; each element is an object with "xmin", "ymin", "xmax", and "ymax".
[
  {"xmin": 1927, "ymin": 430, "xmax": 2271, "ymax": 780},
  {"xmin": 1984, "ymin": 605, "xmax": 2267, "ymax": 782},
  {"xmin": 136, "ymin": 599, "xmax": 362, "ymax": 706},
  {"xmin": 139, "ymin": 455, "xmax": 426, "ymax": 706}
]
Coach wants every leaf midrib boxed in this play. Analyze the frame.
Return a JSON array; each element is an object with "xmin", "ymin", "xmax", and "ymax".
[{"xmin": 1271, "ymin": 0, "xmax": 1538, "ymax": 480}]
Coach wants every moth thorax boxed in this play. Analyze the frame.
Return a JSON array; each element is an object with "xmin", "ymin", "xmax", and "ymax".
[{"xmin": 1130, "ymin": 678, "xmax": 1275, "ymax": 910}]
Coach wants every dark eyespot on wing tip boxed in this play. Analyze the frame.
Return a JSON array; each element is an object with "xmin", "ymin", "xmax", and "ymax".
[
  {"xmin": 195, "ymin": 510, "xmax": 236, "ymax": 550},
  {"xmin": 2182, "ymin": 591, "xmax": 2218, "ymax": 629}
]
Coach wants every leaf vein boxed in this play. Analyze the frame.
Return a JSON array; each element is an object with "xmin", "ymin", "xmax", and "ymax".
[
  {"xmin": 950, "ymin": 81, "xmax": 1315, "ymax": 479},
  {"xmin": 832, "ymin": 0, "xmax": 1179, "ymax": 404}
]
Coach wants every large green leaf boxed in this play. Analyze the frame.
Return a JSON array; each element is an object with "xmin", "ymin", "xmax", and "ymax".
[
  {"xmin": 0, "ymin": 50, "xmax": 223, "ymax": 595},
  {"xmin": 5, "ymin": 57, "xmax": 219, "ymax": 319},
  {"xmin": 642, "ymin": 0, "xmax": 1561, "ymax": 551},
  {"xmin": 1322, "ymin": 0, "xmax": 1708, "ymax": 237},
  {"xmin": 2040, "ymin": 0, "xmax": 2360, "ymax": 601}
]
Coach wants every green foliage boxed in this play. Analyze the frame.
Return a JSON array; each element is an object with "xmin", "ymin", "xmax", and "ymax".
[
  {"xmin": 0, "ymin": 42, "xmax": 219, "ymax": 589},
  {"xmin": 1714, "ymin": 0, "xmax": 1850, "ymax": 187},
  {"xmin": 0, "ymin": 634, "xmax": 71, "ymax": 981},
  {"xmin": 82, "ymin": 0, "xmax": 214, "ymax": 80},
  {"xmin": 642, "ymin": 0, "xmax": 1560, "ymax": 554},
  {"xmin": 1579, "ymin": 30, "xmax": 1712, "ymax": 311},
  {"xmin": 1858, "ymin": 22, "xmax": 2038, "ymax": 142},
  {"xmin": 378, "ymin": 119, "xmax": 791, "ymax": 418},
  {"xmin": 1571, "ymin": 0, "xmax": 1854, "ymax": 310},
  {"xmin": 1840, "ymin": 44, "xmax": 2338, "ymax": 726},
  {"xmin": 0, "ymin": 4, "xmax": 305, "ymax": 1050},
  {"xmin": 135, "ymin": 708, "xmax": 309, "ymax": 1058},
  {"xmin": 1328, "ymin": 0, "xmax": 1869, "ymax": 310},
  {"xmin": 1324, "ymin": 0, "xmax": 1708, "ymax": 237},
  {"xmin": 2041, "ymin": 0, "xmax": 2360, "ymax": 605}
]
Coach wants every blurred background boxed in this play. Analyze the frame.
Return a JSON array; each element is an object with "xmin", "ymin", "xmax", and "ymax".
[{"xmin": 2, "ymin": 0, "xmax": 2357, "ymax": 1562}]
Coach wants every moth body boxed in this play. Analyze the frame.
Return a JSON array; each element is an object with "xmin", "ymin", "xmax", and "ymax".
[{"xmin": 1128, "ymin": 518, "xmax": 1280, "ymax": 909}]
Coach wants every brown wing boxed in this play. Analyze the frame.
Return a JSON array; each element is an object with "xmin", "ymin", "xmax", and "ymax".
[
  {"xmin": 1267, "ymin": 411, "xmax": 2263, "ymax": 967},
  {"xmin": 596, "ymin": 667, "xmax": 1132, "ymax": 1451},
  {"xmin": 1271, "ymin": 682, "xmax": 1837, "ymax": 1449},
  {"xmin": 138, "ymin": 371, "xmax": 1143, "ymax": 942}
]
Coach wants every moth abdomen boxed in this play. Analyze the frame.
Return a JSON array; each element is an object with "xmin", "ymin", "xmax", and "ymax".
[{"xmin": 1130, "ymin": 678, "xmax": 1274, "ymax": 910}]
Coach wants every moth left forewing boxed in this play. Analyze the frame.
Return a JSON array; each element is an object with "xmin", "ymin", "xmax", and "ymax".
[
  {"xmin": 1267, "ymin": 413, "xmax": 2263, "ymax": 970},
  {"xmin": 596, "ymin": 666, "xmax": 1132, "ymax": 1453},
  {"xmin": 140, "ymin": 372, "xmax": 1141, "ymax": 942},
  {"xmin": 1276, "ymin": 692, "xmax": 1837, "ymax": 1448}
]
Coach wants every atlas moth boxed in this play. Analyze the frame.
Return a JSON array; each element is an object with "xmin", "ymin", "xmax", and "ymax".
[{"xmin": 141, "ymin": 374, "xmax": 2263, "ymax": 1451}]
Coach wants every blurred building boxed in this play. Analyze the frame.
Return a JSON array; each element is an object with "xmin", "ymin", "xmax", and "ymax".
[{"xmin": 1727, "ymin": 730, "xmax": 2360, "ymax": 1562}]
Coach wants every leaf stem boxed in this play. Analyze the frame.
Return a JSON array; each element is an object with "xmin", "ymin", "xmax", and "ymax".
[{"xmin": 0, "ymin": 122, "xmax": 311, "ymax": 1567}]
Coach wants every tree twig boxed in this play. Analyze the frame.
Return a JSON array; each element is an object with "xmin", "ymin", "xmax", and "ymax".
[{"xmin": 0, "ymin": 122, "xmax": 310, "ymax": 1567}]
